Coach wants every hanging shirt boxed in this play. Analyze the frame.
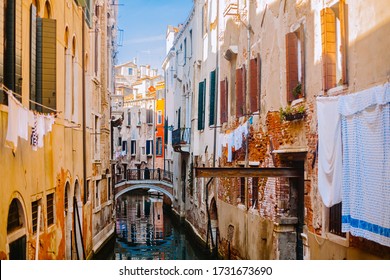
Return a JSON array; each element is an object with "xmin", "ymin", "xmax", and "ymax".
[{"xmin": 5, "ymin": 93, "xmax": 19, "ymax": 152}]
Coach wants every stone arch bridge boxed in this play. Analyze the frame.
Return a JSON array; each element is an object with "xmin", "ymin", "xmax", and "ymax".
[{"xmin": 114, "ymin": 169, "xmax": 174, "ymax": 201}]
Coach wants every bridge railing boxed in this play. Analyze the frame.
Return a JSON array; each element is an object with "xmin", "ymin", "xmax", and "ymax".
[{"xmin": 124, "ymin": 168, "xmax": 173, "ymax": 184}]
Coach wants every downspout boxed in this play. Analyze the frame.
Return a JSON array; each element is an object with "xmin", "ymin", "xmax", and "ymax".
[
  {"xmin": 245, "ymin": 0, "xmax": 251, "ymax": 259},
  {"xmin": 81, "ymin": 7, "xmax": 87, "ymax": 258}
]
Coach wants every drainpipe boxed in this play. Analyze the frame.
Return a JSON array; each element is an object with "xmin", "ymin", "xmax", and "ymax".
[
  {"xmin": 35, "ymin": 205, "xmax": 41, "ymax": 260},
  {"xmin": 81, "ymin": 7, "xmax": 87, "ymax": 258},
  {"xmin": 245, "ymin": 0, "xmax": 252, "ymax": 260}
]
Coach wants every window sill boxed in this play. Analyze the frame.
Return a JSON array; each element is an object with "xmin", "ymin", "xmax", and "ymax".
[
  {"xmin": 327, "ymin": 84, "xmax": 349, "ymax": 96},
  {"xmin": 325, "ymin": 232, "xmax": 350, "ymax": 247}
]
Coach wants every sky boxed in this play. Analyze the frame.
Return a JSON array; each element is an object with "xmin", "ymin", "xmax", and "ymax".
[{"xmin": 116, "ymin": 0, "xmax": 194, "ymax": 73}]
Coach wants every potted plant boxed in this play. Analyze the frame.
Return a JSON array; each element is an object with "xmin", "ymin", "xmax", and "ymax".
[
  {"xmin": 292, "ymin": 82, "xmax": 302, "ymax": 99},
  {"xmin": 279, "ymin": 104, "xmax": 306, "ymax": 121}
]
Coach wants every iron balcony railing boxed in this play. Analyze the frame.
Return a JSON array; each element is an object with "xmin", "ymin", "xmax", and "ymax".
[
  {"xmin": 124, "ymin": 168, "xmax": 173, "ymax": 183},
  {"xmin": 172, "ymin": 127, "xmax": 191, "ymax": 146}
]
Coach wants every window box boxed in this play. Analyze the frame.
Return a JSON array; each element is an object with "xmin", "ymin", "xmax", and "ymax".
[{"xmin": 279, "ymin": 104, "xmax": 306, "ymax": 121}]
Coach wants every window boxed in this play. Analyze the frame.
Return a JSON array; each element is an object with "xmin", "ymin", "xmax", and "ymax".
[
  {"xmin": 84, "ymin": 180, "xmax": 90, "ymax": 204},
  {"xmin": 47, "ymin": 193, "xmax": 54, "ymax": 226},
  {"xmin": 156, "ymin": 137, "xmax": 163, "ymax": 156},
  {"xmin": 286, "ymin": 27, "xmax": 305, "ymax": 102},
  {"xmin": 220, "ymin": 78, "xmax": 228, "ymax": 124},
  {"xmin": 118, "ymin": 137, "xmax": 122, "ymax": 147},
  {"xmin": 321, "ymin": 1, "xmax": 347, "ymax": 91},
  {"xmin": 32, "ymin": 199, "xmax": 42, "ymax": 234},
  {"xmin": 252, "ymin": 178, "xmax": 259, "ymax": 208},
  {"xmin": 146, "ymin": 140, "xmax": 153, "ymax": 156},
  {"xmin": 157, "ymin": 110, "xmax": 162, "ymax": 124},
  {"xmin": 128, "ymin": 68, "xmax": 133, "ymax": 75},
  {"xmin": 239, "ymin": 177, "xmax": 245, "ymax": 205},
  {"xmin": 235, "ymin": 66, "xmax": 246, "ymax": 118},
  {"xmin": 329, "ymin": 202, "xmax": 346, "ymax": 237},
  {"xmin": 131, "ymin": 140, "xmax": 136, "ymax": 155},
  {"xmin": 147, "ymin": 108, "xmax": 153, "ymax": 124},
  {"xmin": 94, "ymin": 116, "xmax": 100, "ymax": 160},
  {"xmin": 184, "ymin": 38, "xmax": 187, "ymax": 65},
  {"xmin": 7, "ymin": 199, "xmax": 22, "ymax": 232},
  {"xmin": 202, "ymin": 1, "xmax": 208, "ymax": 36},
  {"xmin": 209, "ymin": 70, "xmax": 216, "ymax": 126},
  {"xmin": 2, "ymin": 0, "xmax": 23, "ymax": 105},
  {"xmin": 197, "ymin": 80, "xmax": 206, "ymax": 130},
  {"xmin": 122, "ymin": 140, "xmax": 127, "ymax": 154},
  {"xmin": 108, "ymin": 178, "xmax": 111, "ymax": 201},
  {"xmin": 94, "ymin": 5, "xmax": 100, "ymax": 76},
  {"xmin": 36, "ymin": 12, "xmax": 57, "ymax": 113},
  {"xmin": 127, "ymin": 110, "xmax": 131, "ymax": 126},
  {"xmin": 249, "ymin": 54, "xmax": 261, "ymax": 113},
  {"xmin": 95, "ymin": 180, "xmax": 100, "ymax": 208},
  {"xmin": 189, "ymin": 30, "xmax": 193, "ymax": 56}
]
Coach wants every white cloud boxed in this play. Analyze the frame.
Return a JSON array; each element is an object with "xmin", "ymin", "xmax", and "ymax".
[{"xmin": 124, "ymin": 35, "xmax": 165, "ymax": 44}]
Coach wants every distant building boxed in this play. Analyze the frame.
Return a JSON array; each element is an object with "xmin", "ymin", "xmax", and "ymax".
[{"xmin": 112, "ymin": 62, "xmax": 165, "ymax": 182}]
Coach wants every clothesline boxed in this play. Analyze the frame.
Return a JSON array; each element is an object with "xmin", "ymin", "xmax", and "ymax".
[{"xmin": 0, "ymin": 83, "xmax": 60, "ymax": 115}]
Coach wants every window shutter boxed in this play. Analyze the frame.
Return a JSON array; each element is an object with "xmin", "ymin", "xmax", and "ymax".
[
  {"xmin": 146, "ymin": 141, "xmax": 150, "ymax": 155},
  {"xmin": 15, "ymin": 0, "xmax": 22, "ymax": 95},
  {"xmin": 235, "ymin": 67, "xmax": 243, "ymax": 118},
  {"xmin": 339, "ymin": 0, "xmax": 347, "ymax": 85},
  {"xmin": 4, "ymin": 0, "xmax": 16, "ymax": 94},
  {"xmin": 197, "ymin": 81, "xmax": 205, "ymax": 130},
  {"xmin": 286, "ymin": 32, "xmax": 298, "ymax": 103},
  {"xmin": 249, "ymin": 58, "xmax": 258, "ymax": 113},
  {"xmin": 0, "ymin": 0, "xmax": 4, "ymax": 87},
  {"xmin": 209, "ymin": 70, "xmax": 216, "ymax": 126},
  {"xmin": 30, "ymin": 5, "xmax": 37, "ymax": 110},
  {"xmin": 242, "ymin": 65, "xmax": 246, "ymax": 116},
  {"xmin": 220, "ymin": 78, "xmax": 228, "ymax": 124},
  {"xmin": 257, "ymin": 53, "xmax": 262, "ymax": 112},
  {"xmin": 37, "ymin": 18, "xmax": 57, "ymax": 113},
  {"xmin": 321, "ymin": 8, "xmax": 336, "ymax": 91}
]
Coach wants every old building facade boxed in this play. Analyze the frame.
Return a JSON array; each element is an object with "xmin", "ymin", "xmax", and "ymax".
[
  {"xmin": 112, "ymin": 62, "xmax": 165, "ymax": 183},
  {"xmin": 164, "ymin": 0, "xmax": 390, "ymax": 260},
  {"xmin": 0, "ymin": 0, "xmax": 118, "ymax": 259}
]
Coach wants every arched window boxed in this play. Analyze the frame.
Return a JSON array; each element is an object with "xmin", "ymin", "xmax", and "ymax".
[{"xmin": 7, "ymin": 198, "xmax": 26, "ymax": 260}]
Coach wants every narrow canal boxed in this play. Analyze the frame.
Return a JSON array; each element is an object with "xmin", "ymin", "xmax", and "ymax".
[{"xmin": 102, "ymin": 191, "xmax": 210, "ymax": 260}]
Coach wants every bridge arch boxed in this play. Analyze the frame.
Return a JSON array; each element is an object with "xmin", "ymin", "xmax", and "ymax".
[{"xmin": 115, "ymin": 184, "xmax": 174, "ymax": 202}]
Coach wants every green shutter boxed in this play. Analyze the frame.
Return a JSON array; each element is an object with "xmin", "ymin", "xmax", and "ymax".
[
  {"xmin": 209, "ymin": 70, "xmax": 216, "ymax": 126},
  {"xmin": 37, "ymin": 18, "xmax": 57, "ymax": 113},
  {"xmin": 197, "ymin": 81, "xmax": 204, "ymax": 130}
]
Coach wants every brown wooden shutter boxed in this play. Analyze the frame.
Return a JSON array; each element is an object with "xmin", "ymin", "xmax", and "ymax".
[
  {"xmin": 286, "ymin": 32, "xmax": 298, "ymax": 103},
  {"xmin": 249, "ymin": 58, "xmax": 258, "ymax": 113},
  {"xmin": 235, "ymin": 67, "xmax": 243, "ymax": 118},
  {"xmin": 37, "ymin": 18, "xmax": 57, "ymax": 112},
  {"xmin": 339, "ymin": 0, "xmax": 347, "ymax": 85},
  {"xmin": 321, "ymin": 8, "xmax": 336, "ymax": 91},
  {"xmin": 220, "ymin": 78, "xmax": 228, "ymax": 124}
]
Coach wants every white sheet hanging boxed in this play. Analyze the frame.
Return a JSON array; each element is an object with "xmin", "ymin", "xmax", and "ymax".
[{"xmin": 316, "ymin": 95, "xmax": 343, "ymax": 207}]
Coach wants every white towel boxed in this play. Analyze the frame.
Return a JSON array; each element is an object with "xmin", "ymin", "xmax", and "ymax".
[
  {"xmin": 5, "ymin": 93, "xmax": 19, "ymax": 152},
  {"xmin": 316, "ymin": 96, "xmax": 343, "ymax": 207}
]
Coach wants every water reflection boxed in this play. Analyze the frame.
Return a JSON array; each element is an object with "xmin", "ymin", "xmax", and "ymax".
[{"xmin": 114, "ymin": 192, "xmax": 202, "ymax": 260}]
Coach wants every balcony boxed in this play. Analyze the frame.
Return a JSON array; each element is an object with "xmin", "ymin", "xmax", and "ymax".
[{"xmin": 172, "ymin": 127, "xmax": 191, "ymax": 153}]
